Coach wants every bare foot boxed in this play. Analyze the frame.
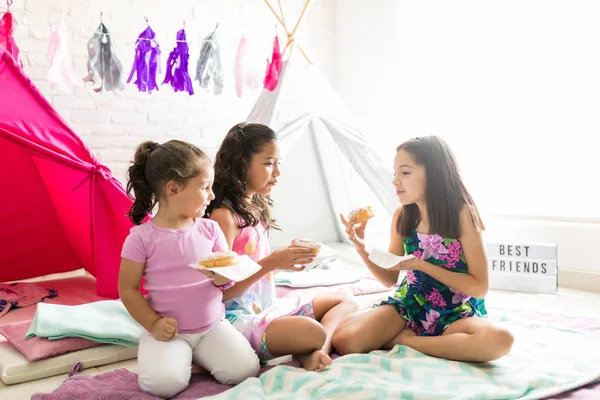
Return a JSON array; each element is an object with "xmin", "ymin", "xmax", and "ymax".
[
  {"xmin": 296, "ymin": 350, "xmax": 332, "ymax": 372},
  {"xmin": 397, "ymin": 328, "xmax": 417, "ymax": 345}
]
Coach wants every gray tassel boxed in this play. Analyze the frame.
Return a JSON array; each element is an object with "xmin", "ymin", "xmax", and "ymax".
[
  {"xmin": 194, "ymin": 24, "xmax": 223, "ymax": 96},
  {"xmin": 83, "ymin": 23, "xmax": 124, "ymax": 93}
]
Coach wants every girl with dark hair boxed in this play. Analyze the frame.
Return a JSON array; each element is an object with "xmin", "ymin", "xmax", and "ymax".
[
  {"xmin": 333, "ymin": 136, "xmax": 514, "ymax": 363},
  {"xmin": 207, "ymin": 123, "xmax": 359, "ymax": 372},
  {"xmin": 119, "ymin": 140, "xmax": 259, "ymax": 398}
]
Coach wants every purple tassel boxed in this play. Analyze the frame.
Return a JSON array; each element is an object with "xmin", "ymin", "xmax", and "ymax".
[
  {"xmin": 127, "ymin": 26, "xmax": 160, "ymax": 94},
  {"xmin": 162, "ymin": 29, "xmax": 193, "ymax": 95}
]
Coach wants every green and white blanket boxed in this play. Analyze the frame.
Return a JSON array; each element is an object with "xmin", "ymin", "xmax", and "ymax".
[{"xmin": 206, "ymin": 310, "xmax": 600, "ymax": 399}]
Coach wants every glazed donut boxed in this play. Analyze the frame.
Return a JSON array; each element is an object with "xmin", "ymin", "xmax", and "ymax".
[
  {"xmin": 289, "ymin": 237, "xmax": 322, "ymax": 254},
  {"xmin": 197, "ymin": 250, "xmax": 238, "ymax": 268},
  {"xmin": 348, "ymin": 206, "xmax": 375, "ymax": 223}
]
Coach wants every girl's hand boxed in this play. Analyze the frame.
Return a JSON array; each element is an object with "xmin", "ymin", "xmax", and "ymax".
[
  {"xmin": 198, "ymin": 268, "xmax": 232, "ymax": 286},
  {"xmin": 198, "ymin": 269, "xmax": 216, "ymax": 279},
  {"xmin": 339, "ymin": 214, "xmax": 368, "ymax": 251},
  {"xmin": 267, "ymin": 247, "xmax": 314, "ymax": 271},
  {"xmin": 390, "ymin": 256, "xmax": 426, "ymax": 272},
  {"xmin": 151, "ymin": 317, "xmax": 178, "ymax": 341}
]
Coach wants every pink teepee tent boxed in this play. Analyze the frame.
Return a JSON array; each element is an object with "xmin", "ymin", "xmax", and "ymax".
[{"xmin": 0, "ymin": 49, "xmax": 133, "ymax": 298}]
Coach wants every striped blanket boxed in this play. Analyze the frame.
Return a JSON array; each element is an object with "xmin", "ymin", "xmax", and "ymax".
[{"xmin": 206, "ymin": 310, "xmax": 600, "ymax": 399}]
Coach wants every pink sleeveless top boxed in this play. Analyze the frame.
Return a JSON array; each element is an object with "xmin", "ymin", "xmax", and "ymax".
[
  {"xmin": 220, "ymin": 201, "xmax": 314, "ymax": 354},
  {"xmin": 222, "ymin": 201, "xmax": 276, "ymax": 314}
]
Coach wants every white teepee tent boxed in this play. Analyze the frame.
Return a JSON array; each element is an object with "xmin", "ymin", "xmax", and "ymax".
[{"xmin": 248, "ymin": 0, "xmax": 397, "ymax": 249}]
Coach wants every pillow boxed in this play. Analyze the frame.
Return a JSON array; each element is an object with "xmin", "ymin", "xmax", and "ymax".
[
  {"xmin": 0, "ymin": 340, "xmax": 138, "ymax": 385},
  {"xmin": 0, "ymin": 320, "xmax": 101, "ymax": 361}
]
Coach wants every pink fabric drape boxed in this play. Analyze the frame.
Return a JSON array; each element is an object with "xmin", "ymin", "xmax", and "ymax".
[{"xmin": 0, "ymin": 50, "xmax": 133, "ymax": 298}]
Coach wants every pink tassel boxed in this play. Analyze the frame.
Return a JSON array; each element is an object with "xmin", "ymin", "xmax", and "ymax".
[
  {"xmin": 47, "ymin": 11, "xmax": 81, "ymax": 92},
  {"xmin": 0, "ymin": 5, "xmax": 22, "ymax": 68},
  {"xmin": 234, "ymin": 36, "xmax": 247, "ymax": 98},
  {"xmin": 264, "ymin": 36, "xmax": 282, "ymax": 91}
]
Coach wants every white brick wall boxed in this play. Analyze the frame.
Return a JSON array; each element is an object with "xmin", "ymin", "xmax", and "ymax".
[{"xmin": 9, "ymin": 0, "xmax": 336, "ymax": 184}]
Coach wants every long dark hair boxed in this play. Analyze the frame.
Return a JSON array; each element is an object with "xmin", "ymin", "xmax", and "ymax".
[
  {"xmin": 206, "ymin": 122, "xmax": 280, "ymax": 231},
  {"xmin": 126, "ymin": 140, "xmax": 209, "ymax": 225},
  {"xmin": 396, "ymin": 136, "xmax": 485, "ymax": 238}
]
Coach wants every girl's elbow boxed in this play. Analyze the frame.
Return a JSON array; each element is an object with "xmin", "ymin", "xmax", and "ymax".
[
  {"xmin": 382, "ymin": 276, "xmax": 398, "ymax": 288},
  {"xmin": 473, "ymin": 282, "xmax": 489, "ymax": 298},
  {"xmin": 118, "ymin": 286, "xmax": 138, "ymax": 301},
  {"xmin": 384, "ymin": 280, "xmax": 397, "ymax": 289}
]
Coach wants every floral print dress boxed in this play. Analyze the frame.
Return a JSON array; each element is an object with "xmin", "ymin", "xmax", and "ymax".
[{"xmin": 379, "ymin": 230, "xmax": 487, "ymax": 336}]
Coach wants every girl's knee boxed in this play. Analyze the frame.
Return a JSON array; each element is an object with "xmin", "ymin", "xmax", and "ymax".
[
  {"xmin": 332, "ymin": 323, "xmax": 362, "ymax": 355},
  {"xmin": 285, "ymin": 317, "xmax": 327, "ymax": 352},
  {"xmin": 476, "ymin": 326, "xmax": 514, "ymax": 361},
  {"xmin": 213, "ymin": 352, "xmax": 260, "ymax": 385},
  {"xmin": 332, "ymin": 290, "xmax": 357, "ymax": 305},
  {"xmin": 493, "ymin": 327, "xmax": 514, "ymax": 355},
  {"xmin": 339, "ymin": 292, "xmax": 360, "ymax": 312},
  {"xmin": 138, "ymin": 365, "xmax": 190, "ymax": 398},
  {"xmin": 304, "ymin": 317, "xmax": 327, "ymax": 346}
]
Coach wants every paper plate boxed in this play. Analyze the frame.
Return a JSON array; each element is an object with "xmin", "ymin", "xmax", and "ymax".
[
  {"xmin": 367, "ymin": 247, "xmax": 415, "ymax": 269},
  {"xmin": 189, "ymin": 255, "xmax": 262, "ymax": 282},
  {"xmin": 299, "ymin": 244, "xmax": 339, "ymax": 271}
]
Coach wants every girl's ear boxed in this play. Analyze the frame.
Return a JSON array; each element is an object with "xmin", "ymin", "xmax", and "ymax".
[{"xmin": 165, "ymin": 180, "xmax": 180, "ymax": 198}]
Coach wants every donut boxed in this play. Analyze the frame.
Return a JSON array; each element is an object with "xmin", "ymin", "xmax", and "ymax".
[
  {"xmin": 289, "ymin": 237, "xmax": 322, "ymax": 254},
  {"xmin": 348, "ymin": 206, "xmax": 375, "ymax": 223},
  {"xmin": 197, "ymin": 250, "xmax": 238, "ymax": 268}
]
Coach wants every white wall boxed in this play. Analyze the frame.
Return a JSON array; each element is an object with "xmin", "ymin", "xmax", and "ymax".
[
  {"xmin": 9, "ymin": 0, "xmax": 599, "ymax": 278},
  {"xmin": 9, "ymin": 0, "xmax": 336, "ymax": 182},
  {"xmin": 334, "ymin": 1, "xmax": 600, "ymax": 274},
  {"xmin": 335, "ymin": 0, "xmax": 600, "ymax": 220}
]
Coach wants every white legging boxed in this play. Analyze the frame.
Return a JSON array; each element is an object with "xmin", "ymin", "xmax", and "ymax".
[{"xmin": 137, "ymin": 318, "xmax": 259, "ymax": 398}]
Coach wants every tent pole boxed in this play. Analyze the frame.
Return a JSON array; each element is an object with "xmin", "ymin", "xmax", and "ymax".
[
  {"xmin": 297, "ymin": 45, "xmax": 312, "ymax": 64},
  {"xmin": 264, "ymin": 0, "xmax": 285, "ymax": 27},
  {"xmin": 264, "ymin": 0, "xmax": 313, "ymax": 65},
  {"xmin": 291, "ymin": 0, "xmax": 311, "ymax": 37},
  {"xmin": 277, "ymin": 0, "xmax": 289, "ymax": 32}
]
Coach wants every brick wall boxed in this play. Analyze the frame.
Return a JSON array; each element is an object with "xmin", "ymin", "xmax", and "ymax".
[{"xmin": 8, "ymin": 0, "xmax": 336, "ymax": 184}]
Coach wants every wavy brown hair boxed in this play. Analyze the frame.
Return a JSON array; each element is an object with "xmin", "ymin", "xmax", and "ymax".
[
  {"xmin": 396, "ymin": 136, "xmax": 485, "ymax": 238},
  {"xmin": 205, "ymin": 122, "xmax": 280, "ymax": 231},
  {"xmin": 126, "ymin": 140, "xmax": 209, "ymax": 225}
]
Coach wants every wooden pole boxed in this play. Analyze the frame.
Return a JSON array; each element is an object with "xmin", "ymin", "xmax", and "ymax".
[
  {"xmin": 297, "ymin": 45, "xmax": 312, "ymax": 64},
  {"xmin": 263, "ymin": 0, "xmax": 285, "ymax": 27},
  {"xmin": 263, "ymin": 0, "xmax": 313, "ymax": 65},
  {"xmin": 291, "ymin": 0, "xmax": 311, "ymax": 37},
  {"xmin": 277, "ymin": 0, "xmax": 289, "ymax": 32}
]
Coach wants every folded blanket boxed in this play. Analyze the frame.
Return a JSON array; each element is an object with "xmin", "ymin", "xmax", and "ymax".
[
  {"xmin": 275, "ymin": 260, "xmax": 364, "ymax": 288},
  {"xmin": 26, "ymin": 300, "xmax": 142, "ymax": 347}
]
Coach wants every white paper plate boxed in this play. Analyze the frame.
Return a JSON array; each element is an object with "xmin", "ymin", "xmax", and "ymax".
[
  {"xmin": 189, "ymin": 255, "xmax": 262, "ymax": 282},
  {"xmin": 367, "ymin": 247, "xmax": 415, "ymax": 269},
  {"xmin": 299, "ymin": 244, "xmax": 339, "ymax": 271}
]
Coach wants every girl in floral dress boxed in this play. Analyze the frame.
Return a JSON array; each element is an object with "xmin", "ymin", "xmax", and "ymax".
[{"xmin": 333, "ymin": 136, "xmax": 514, "ymax": 363}]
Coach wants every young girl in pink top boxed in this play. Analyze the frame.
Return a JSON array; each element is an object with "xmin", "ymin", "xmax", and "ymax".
[
  {"xmin": 206, "ymin": 123, "xmax": 359, "ymax": 372},
  {"xmin": 119, "ymin": 140, "xmax": 259, "ymax": 399}
]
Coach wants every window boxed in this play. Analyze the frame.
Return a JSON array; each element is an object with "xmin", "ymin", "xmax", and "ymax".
[{"xmin": 336, "ymin": 0, "xmax": 600, "ymax": 220}]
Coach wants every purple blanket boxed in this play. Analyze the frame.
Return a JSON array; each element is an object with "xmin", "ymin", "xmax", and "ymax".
[{"xmin": 31, "ymin": 362, "xmax": 301, "ymax": 400}]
